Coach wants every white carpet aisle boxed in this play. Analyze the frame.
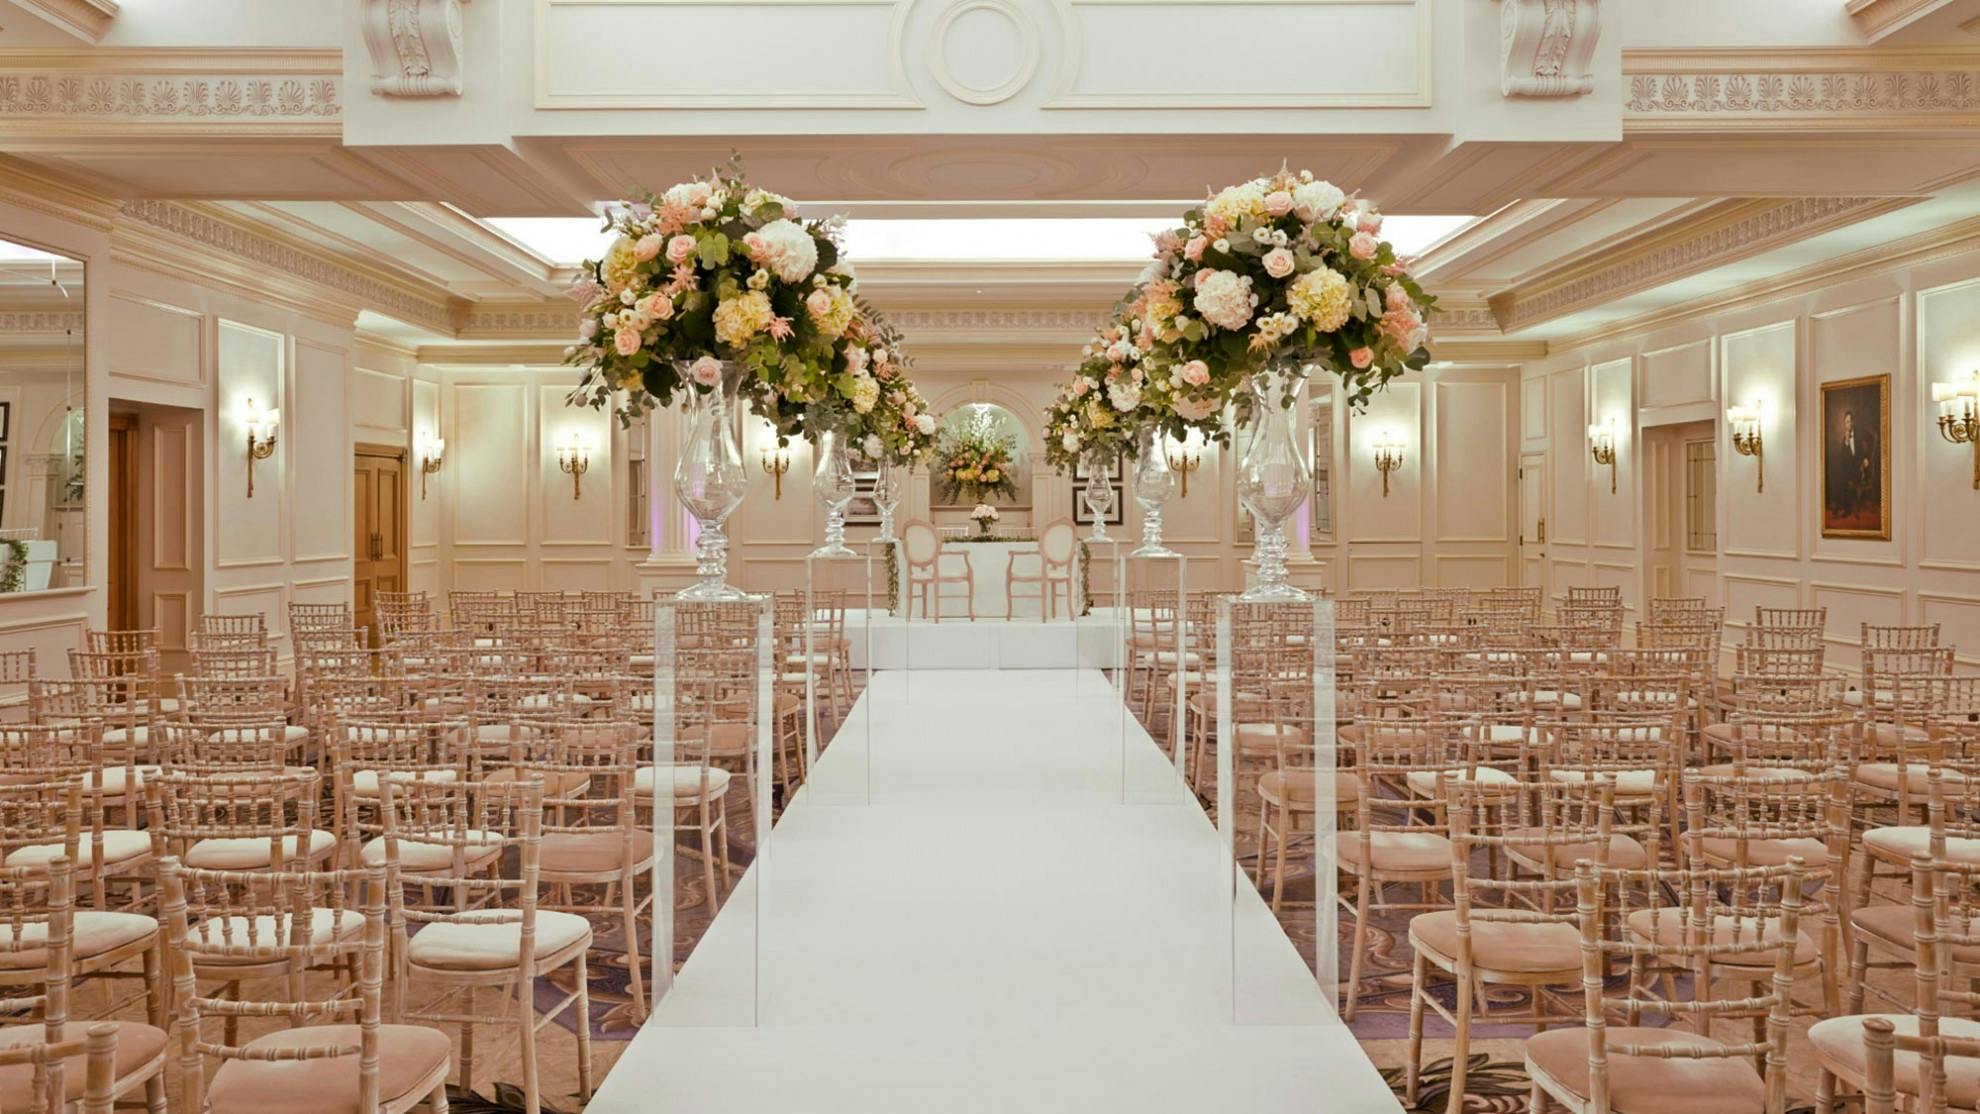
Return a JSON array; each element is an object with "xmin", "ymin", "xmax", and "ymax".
[{"xmin": 587, "ymin": 669, "xmax": 1398, "ymax": 1114}]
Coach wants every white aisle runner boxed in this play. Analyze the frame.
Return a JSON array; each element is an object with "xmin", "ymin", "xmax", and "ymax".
[{"xmin": 587, "ymin": 669, "xmax": 1398, "ymax": 1114}]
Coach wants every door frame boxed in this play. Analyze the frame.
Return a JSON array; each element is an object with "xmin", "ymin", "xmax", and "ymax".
[
  {"xmin": 107, "ymin": 412, "xmax": 139, "ymax": 631},
  {"xmin": 354, "ymin": 442, "xmax": 409, "ymax": 604},
  {"xmin": 1517, "ymin": 451, "xmax": 1548, "ymax": 598}
]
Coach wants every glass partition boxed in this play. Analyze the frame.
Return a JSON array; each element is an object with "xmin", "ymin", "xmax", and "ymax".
[
  {"xmin": 0, "ymin": 237, "xmax": 84, "ymax": 593},
  {"xmin": 804, "ymin": 549, "xmax": 878, "ymax": 804},
  {"xmin": 1115, "ymin": 551, "xmax": 1190, "ymax": 804}
]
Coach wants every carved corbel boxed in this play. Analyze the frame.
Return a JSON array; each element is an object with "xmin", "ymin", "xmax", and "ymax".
[
  {"xmin": 361, "ymin": 0, "xmax": 467, "ymax": 97},
  {"xmin": 1499, "ymin": 0, "xmax": 1600, "ymax": 98}
]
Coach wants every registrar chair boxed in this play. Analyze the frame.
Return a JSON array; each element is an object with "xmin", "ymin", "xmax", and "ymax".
[
  {"xmin": 1004, "ymin": 517, "xmax": 1078, "ymax": 620},
  {"xmin": 900, "ymin": 519, "xmax": 973, "ymax": 621}
]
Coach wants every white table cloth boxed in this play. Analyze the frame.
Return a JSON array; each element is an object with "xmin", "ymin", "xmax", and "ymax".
[{"xmin": 896, "ymin": 539, "xmax": 1083, "ymax": 620}]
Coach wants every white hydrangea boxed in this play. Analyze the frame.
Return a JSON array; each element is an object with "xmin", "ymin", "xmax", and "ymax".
[
  {"xmin": 863, "ymin": 433, "xmax": 884, "ymax": 458},
  {"xmin": 851, "ymin": 374, "xmax": 880, "ymax": 414},
  {"xmin": 1192, "ymin": 270, "xmax": 1257, "ymax": 332},
  {"xmin": 752, "ymin": 219, "xmax": 819, "ymax": 283},
  {"xmin": 1107, "ymin": 379, "xmax": 1142, "ymax": 413}
]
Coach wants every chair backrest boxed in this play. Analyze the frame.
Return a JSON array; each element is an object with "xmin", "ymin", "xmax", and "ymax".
[
  {"xmin": 197, "ymin": 613, "xmax": 266, "ymax": 637},
  {"xmin": 900, "ymin": 519, "xmax": 940, "ymax": 566},
  {"xmin": 1038, "ymin": 518, "xmax": 1078, "ymax": 565}
]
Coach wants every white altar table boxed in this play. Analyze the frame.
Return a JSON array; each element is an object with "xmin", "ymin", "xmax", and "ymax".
[{"xmin": 895, "ymin": 538, "xmax": 1084, "ymax": 621}]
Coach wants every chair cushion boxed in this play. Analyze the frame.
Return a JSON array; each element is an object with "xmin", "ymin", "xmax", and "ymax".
[
  {"xmin": 85, "ymin": 764, "xmax": 161, "ymax": 795},
  {"xmin": 208, "ymin": 725, "xmax": 310, "ymax": 746},
  {"xmin": 1547, "ymin": 768, "xmax": 1660, "ymax": 795},
  {"xmin": 100, "ymin": 725, "xmax": 149, "ymax": 746},
  {"xmin": 633, "ymin": 765, "xmax": 732, "ymax": 799},
  {"xmin": 205, "ymin": 1023, "xmax": 451, "ymax": 1114},
  {"xmin": 1854, "ymin": 762, "xmax": 1963, "ymax": 796},
  {"xmin": 1624, "ymin": 908, "xmax": 1819, "ymax": 969},
  {"xmin": 1850, "ymin": 904, "xmax": 1980, "ymax": 963},
  {"xmin": 350, "ymin": 768, "xmax": 459, "ymax": 797},
  {"xmin": 1862, "ymin": 825, "xmax": 1980, "ymax": 865},
  {"xmin": 5, "ymin": 829, "xmax": 151, "ymax": 868},
  {"xmin": 185, "ymin": 830, "xmax": 337, "ymax": 870},
  {"xmin": 0, "ymin": 1020, "xmax": 167, "ymax": 1106},
  {"xmin": 1505, "ymin": 831, "xmax": 1648, "ymax": 871},
  {"xmin": 540, "ymin": 829, "xmax": 655, "ymax": 874},
  {"xmin": 1405, "ymin": 767, "xmax": 1515, "ymax": 797},
  {"xmin": 1693, "ymin": 835, "xmax": 1828, "ymax": 868},
  {"xmin": 1258, "ymin": 770, "xmax": 1360, "ymax": 808},
  {"xmin": 0, "ymin": 910, "xmax": 156, "ymax": 970},
  {"xmin": 189, "ymin": 908, "xmax": 362, "ymax": 964},
  {"xmin": 406, "ymin": 909, "xmax": 592, "ymax": 971},
  {"xmin": 1807, "ymin": 1014, "xmax": 1980, "ymax": 1107},
  {"xmin": 1697, "ymin": 763, "xmax": 1820, "ymax": 782},
  {"xmin": 1333, "ymin": 831, "xmax": 1453, "ymax": 874},
  {"xmin": 1409, "ymin": 910, "xmax": 1580, "ymax": 974},
  {"xmin": 476, "ymin": 767, "xmax": 592, "ymax": 796},
  {"xmin": 359, "ymin": 831, "xmax": 504, "ymax": 872},
  {"xmin": 1525, "ymin": 1026, "xmax": 1765, "ymax": 1114}
]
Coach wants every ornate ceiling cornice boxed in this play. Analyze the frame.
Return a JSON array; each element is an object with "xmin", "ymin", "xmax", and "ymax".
[
  {"xmin": 456, "ymin": 304, "xmax": 577, "ymax": 341},
  {"xmin": 1623, "ymin": 47, "xmax": 1980, "ymax": 130},
  {"xmin": 0, "ymin": 48, "xmax": 340, "ymax": 135},
  {"xmin": 1427, "ymin": 301, "xmax": 1499, "ymax": 334},
  {"xmin": 1488, "ymin": 195, "xmax": 1915, "ymax": 331},
  {"xmin": 14, "ymin": 0, "xmax": 120, "ymax": 43},
  {"xmin": 0, "ymin": 310, "xmax": 84, "ymax": 335},
  {"xmin": 114, "ymin": 199, "xmax": 458, "ymax": 331}
]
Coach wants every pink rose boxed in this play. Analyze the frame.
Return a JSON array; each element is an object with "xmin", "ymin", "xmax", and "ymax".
[
  {"xmin": 642, "ymin": 293, "xmax": 674, "ymax": 321},
  {"xmin": 613, "ymin": 328, "xmax": 640, "ymax": 356},
  {"xmin": 806, "ymin": 289, "xmax": 832, "ymax": 317},
  {"xmin": 845, "ymin": 346, "xmax": 868, "ymax": 374},
  {"xmin": 1358, "ymin": 211, "xmax": 1383, "ymax": 235},
  {"xmin": 666, "ymin": 235, "xmax": 697, "ymax": 264},
  {"xmin": 741, "ymin": 231, "xmax": 765, "ymax": 262},
  {"xmin": 1174, "ymin": 395, "xmax": 1217, "ymax": 421},
  {"xmin": 1203, "ymin": 213, "xmax": 1231, "ymax": 238},
  {"xmin": 1349, "ymin": 346, "xmax": 1373, "ymax": 370},
  {"xmin": 1184, "ymin": 236, "xmax": 1207, "ymax": 263},
  {"xmin": 1261, "ymin": 248, "xmax": 1296, "ymax": 279},
  {"xmin": 1178, "ymin": 359, "xmax": 1210, "ymax": 387},
  {"xmin": 1349, "ymin": 232, "xmax": 1379, "ymax": 261},
  {"xmin": 1071, "ymin": 379, "xmax": 1091, "ymax": 398},
  {"xmin": 689, "ymin": 356, "xmax": 724, "ymax": 387},
  {"xmin": 1264, "ymin": 191, "xmax": 1294, "ymax": 218},
  {"xmin": 1385, "ymin": 284, "xmax": 1411, "ymax": 311},
  {"xmin": 633, "ymin": 234, "xmax": 662, "ymax": 261}
]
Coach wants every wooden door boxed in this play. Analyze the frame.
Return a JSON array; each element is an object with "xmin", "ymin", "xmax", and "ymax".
[
  {"xmin": 353, "ymin": 448, "xmax": 406, "ymax": 645},
  {"xmin": 107, "ymin": 413, "xmax": 137, "ymax": 631},
  {"xmin": 1518, "ymin": 453, "xmax": 1548, "ymax": 597}
]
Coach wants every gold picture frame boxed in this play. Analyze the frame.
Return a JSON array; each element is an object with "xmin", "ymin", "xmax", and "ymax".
[{"xmin": 1818, "ymin": 373, "xmax": 1891, "ymax": 540}]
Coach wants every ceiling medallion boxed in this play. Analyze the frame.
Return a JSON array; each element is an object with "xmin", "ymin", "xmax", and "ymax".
[{"xmin": 927, "ymin": 0, "xmax": 1040, "ymax": 106}]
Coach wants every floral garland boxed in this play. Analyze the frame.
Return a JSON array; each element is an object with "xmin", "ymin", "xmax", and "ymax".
[
  {"xmin": 563, "ymin": 160, "xmax": 863, "ymax": 434},
  {"xmin": 1141, "ymin": 166, "xmax": 1436, "ymax": 419},
  {"xmin": 0, "ymin": 539, "xmax": 26, "ymax": 594},
  {"xmin": 933, "ymin": 413, "xmax": 1019, "ymax": 504}
]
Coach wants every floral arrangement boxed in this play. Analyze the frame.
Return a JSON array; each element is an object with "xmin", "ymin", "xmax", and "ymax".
[
  {"xmin": 1138, "ymin": 166, "xmax": 1436, "ymax": 418},
  {"xmin": 0, "ymin": 539, "xmax": 24, "ymax": 594},
  {"xmin": 934, "ymin": 411, "xmax": 1020, "ymax": 504},
  {"xmin": 970, "ymin": 503, "xmax": 1000, "ymax": 532},
  {"xmin": 562, "ymin": 161, "xmax": 862, "ymax": 429},
  {"xmin": 1041, "ymin": 291, "xmax": 1232, "ymax": 472}
]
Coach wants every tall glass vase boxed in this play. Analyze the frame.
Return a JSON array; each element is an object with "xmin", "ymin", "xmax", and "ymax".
[
  {"xmin": 873, "ymin": 457, "xmax": 903, "ymax": 544},
  {"xmin": 673, "ymin": 360, "xmax": 750, "ymax": 600},
  {"xmin": 1130, "ymin": 424, "xmax": 1178, "ymax": 558},
  {"xmin": 1082, "ymin": 450, "xmax": 1116, "ymax": 542},
  {"xmin": 810, "ymin": 411, "xmax": 857, "ymax": 558},
  {"xmin": 1236, "ymin": 356, "xmax": 1312, "ymax": 601}
]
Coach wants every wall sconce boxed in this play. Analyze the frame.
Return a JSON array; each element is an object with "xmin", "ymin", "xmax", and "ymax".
[
  {"xmin": 242, "ymin": 397, "xmax": 279, "ymax": 498},
  {"xmin": 416, "ymin": 432, "xmax": 445, "ymax": 501},
  {"xmin": 1933, "ymin": 372, "xmax": 1979, "ymax": 489},
  {"xmin": 1165, "ymin": 431, "xmax": 1202, "ymax": 498},
  {"xmin": 1587, "ymin": 418, "xmax": 1618, "ymax": 495},
  {"xmin": 556, "ymin": 431, "xmax": 593, "ymax": 500},
  {"xmin": 1372, "ymin": 432, "xmax": 1405, "ymax": 498},
  {"xmin": 759, "ymin": 441, "xmax": 791, "ymax": 499},
  {"xmin": 1728, "ymin": 400, "xmax": 1765, "ymax": 493}
]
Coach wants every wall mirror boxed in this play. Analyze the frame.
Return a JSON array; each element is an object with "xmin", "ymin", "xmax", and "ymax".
[{"xmin": 0, "ymin": 236, "xmax": 85, "ymax": 593}]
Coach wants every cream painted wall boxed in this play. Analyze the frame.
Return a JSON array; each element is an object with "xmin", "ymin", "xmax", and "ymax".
[{"xmin": 1525, "ymin": 250, "xmax": 1980, "ymax": 671}]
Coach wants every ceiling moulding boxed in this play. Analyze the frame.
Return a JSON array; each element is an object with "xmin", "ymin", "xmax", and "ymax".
[
  {"xmin": 0, "ymin": 155, "xmax": 117, "ymax": 231},
  {"xmin": 1499, "ymin": 0, "xmax": 1601, "ymax": 98},
  {"xmin": 1428, "ymin": 338, "xmax": 1549, "ymax": 362},
  {"xmin": 362, "ymin": 0, "xmax": 467, "ymax": 97},
  {"xmin": 1425, "ymin": 300, "xmax": 1501, "ymax": 335},
  {"xmin": 414, "ymin": 342, "xmax": 572, "ymax": 367},
  {"xmin": 1847, "ymin": 0, "xmax": 1955, "ymax": 42},
  {"xmin": 0, "ymin": 48, "xmax": 340, "ymax": 136},
  {"xmin": 1549, "ymin": 212, "xmax": 1980, "ymax": 355},
  {"xmin": 456, "ymin": 304, "xmax": 579, "ymax": 341},
  {"xmin": 1622, "ymin": 47, "xmax": 1980, "ymax": 131},
  {"xmin": 113, "ymin": 200, "xmax": 459, "ymax": 333},
  {"xmin": 11, "ymin": 0, "xmax": 119, "ymax": 43},
  {"xmin": 1488, "ymin": 195, "xmax": 1917, "ymax": 332}
]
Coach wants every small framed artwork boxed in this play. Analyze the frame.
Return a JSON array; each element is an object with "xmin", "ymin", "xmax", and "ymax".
[
  {"xmin": 1309, "ymin": 394, "xmax": 1333, "ymax": 539},
  {"xmin": 1819, "ymin": 373, "xmax": 1891, "ymax": 540},
  {"xmin": 1071, "ymin": 454, "xmax": 1124, "ymax": 526},
  {"xmin": 845, "ymin": 449, "xmax": 881, "ymax": 524}
]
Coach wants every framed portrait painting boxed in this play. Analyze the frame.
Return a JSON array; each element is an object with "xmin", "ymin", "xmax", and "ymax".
[
  {"xmin": 1818, "ymin": 373, "xmax": 1891, "ymax": 540},
  {"xmin": 1071, "ymin": 454, "xmax": 1124, "ymax": 526},
  {"xmin": 844, "ymin": 448, "xmax": 881, "ymax": 524}
]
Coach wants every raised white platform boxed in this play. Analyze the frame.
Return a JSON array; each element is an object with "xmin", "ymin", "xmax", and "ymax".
[
  {"xmin": 587, "ymin": 670, "xmax": 1396, "ymax": 1114},
  {"xmin": 841, "ymin": 608, "xmax": 1126, "ymax": 670}
]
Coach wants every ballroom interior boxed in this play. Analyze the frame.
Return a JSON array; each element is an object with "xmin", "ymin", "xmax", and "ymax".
[{"xmin": 4, "ymin": 1, "xmax": 1980, "ymax": 1112}]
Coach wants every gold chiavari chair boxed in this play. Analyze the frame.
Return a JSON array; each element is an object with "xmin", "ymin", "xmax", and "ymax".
[
  {"xmin": 1842, "ymin": 767, "xmax": 1980, "ymax": 1016},
  {"xmin": 1523, "ymin": 859, "xmax": 1809, "ymax": 1114},
  {"xmin": 159, "ymin": 857, "xmax": 452, "ymax": 1114},
  {"xmin": 393, "ymin": 780, "xmax": 594, "ymax": 1114},
  {"xmin": 1405, "ymin": 777, "xmax": 1620, "ymax": 1114},
  {"xmin": 1813, "ymin": 855, "xmax": 1980, "ymax": 1114},
  {"xmin": 144, "ymin": 768, "xmax": 338, "ymax": 873},
  {"xmin": 0, "ymin": 856, "xmax": 167, "ymax": 1114}
]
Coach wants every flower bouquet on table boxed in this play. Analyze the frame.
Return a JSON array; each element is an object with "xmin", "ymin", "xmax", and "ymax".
[
  {"xmin": 934, "ymin": 414, "xmax": 1020, "ymax": 505},
  {"xmin": 970, "ymin": 503, "xmax": 1000, "ymax": 536}
]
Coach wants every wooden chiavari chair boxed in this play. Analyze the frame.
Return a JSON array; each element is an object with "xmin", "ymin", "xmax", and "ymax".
[
  {"xmin": 195, "ymin": 614, "xmax": 266, "ymax": 640},
  {"xmin": 0, "ymin": 649, "xmax": 36, "ymax": 724},
  {"xmin": 1523, "ymin": 859, "xmax": 1809, "ymax": 1114},
  {"xmin": 1857, "ymin": 1018, "xmax": 1980, "ymax": 1114},
  {"xmin": 0, "ymin": 856, "xmax": 167, "ymax": 1114},
  {"xmin": 143, "ymin": 768, "xmax": 337, "ymax": 873},
  {"xmin": 159, "ymin": 857, "xmax": 451, "ymax": 1114},
  {"xmin": 1842, "ymin": 767, "xmax": 1980, "ymax": 1016},
  {"xmin": 642, "ymin": 622, "xmax": 748, "ymax": 910}
]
